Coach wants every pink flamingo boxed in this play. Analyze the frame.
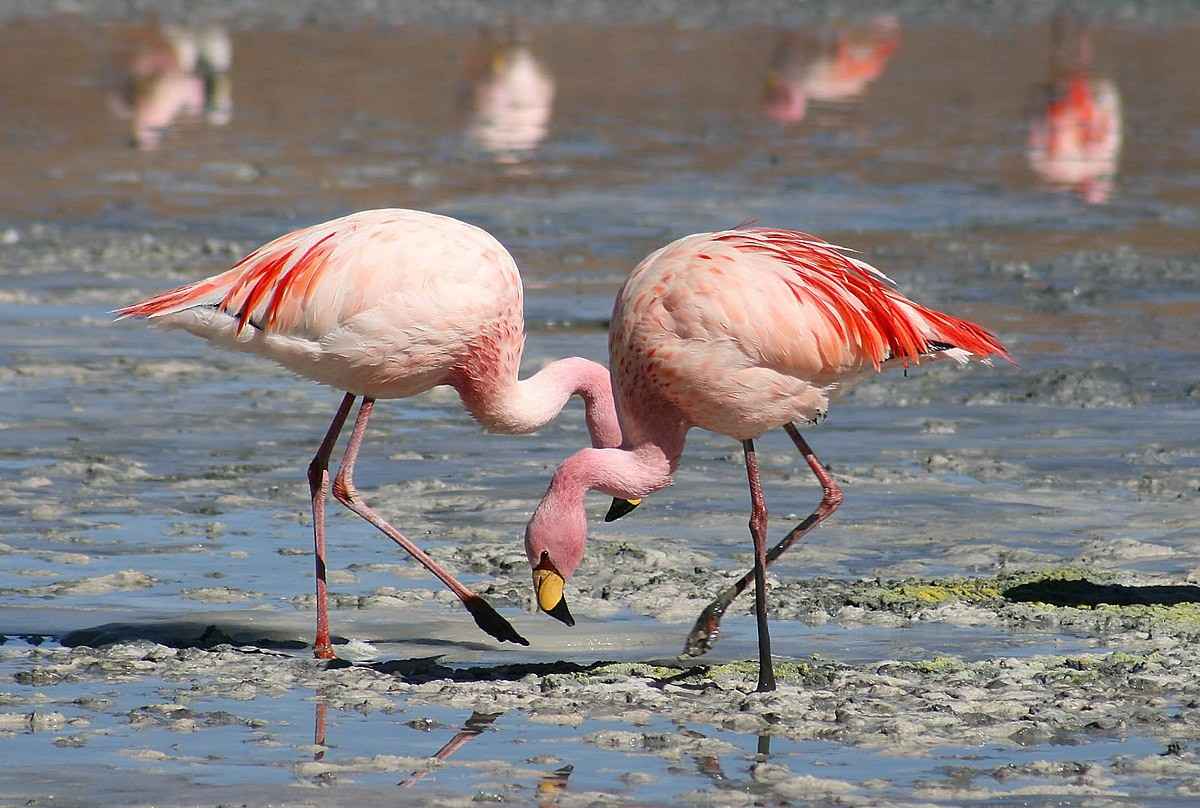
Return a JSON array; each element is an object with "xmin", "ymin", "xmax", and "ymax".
[
  {"xmin": 524, "ymin": 227, "xmax": 1011, "ymax": 692},
  {"xmin": 764, "ymin": 16, "xmax": 900, "ymax": 123},
  {"xmin": 109, "ymin": 23, "xmax": 233, "ymax": 150},
  {"xmin": 1028, "ymin": 18, "xmax": 1122, "ymax": 204},
  {"xmin": 117, "ymin": 209, "xmax": 633, "ymax": 657},
  {"xmin": 464, "ymin": 37, "xmax": 555, "ymax": 162}
]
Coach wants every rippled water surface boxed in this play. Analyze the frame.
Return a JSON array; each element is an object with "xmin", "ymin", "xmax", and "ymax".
[{"xmin": 1, "ymin": 7, "xmax": 1199, "ymax": 806}]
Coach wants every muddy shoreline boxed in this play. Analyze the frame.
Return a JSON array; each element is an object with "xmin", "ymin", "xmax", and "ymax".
[
  {"xmin": 2, "ymin": 213, "xmax": 1199, "ymax": 804},
  {"xmin": 4, "ymin": 561, "xmax": 1200, "ymax": 806}
]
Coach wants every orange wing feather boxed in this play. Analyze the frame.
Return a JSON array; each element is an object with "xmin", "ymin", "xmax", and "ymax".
[
  {"xmin": 115, "ymin": 226, "xmax": 343, "ymax": 336},
  {"xmin": 717, "ymin": 228, "xmax": 1011, "ymax": 368}
]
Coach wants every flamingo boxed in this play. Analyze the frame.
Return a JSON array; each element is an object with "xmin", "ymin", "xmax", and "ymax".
[
  {"xmin": 524, "ymin": 227, "xmax": 1011, "ymax": 692},
  {"xmin": 1027, "ymin": 17, "xmax": 1122, "ymax": 204},
  {"xmin": 116, "ymin": 208, "xmax": 637, "ymax": 657},
  {"xmin": 763, "ymin": 16, "xmax": 900, "ymax": 123},
  {"xmin": 109, "ymin": 23, "xmax": 233, "ymax": 150},
  {"xmin": 463, "ymin": 33, "xmax": 555, "ymax": 162}
]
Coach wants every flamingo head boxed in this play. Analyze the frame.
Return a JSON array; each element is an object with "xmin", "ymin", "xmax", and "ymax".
[{"xmin": 524, "ymin": 489, "xmax": 588, "ymax": 627}]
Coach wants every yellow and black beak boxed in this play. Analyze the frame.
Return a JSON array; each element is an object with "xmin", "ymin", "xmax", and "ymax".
[
  {"xmin": 533, "ymin": 559, "xmax": 574, "ymax": 627},
  {"xmin": 604, "ymin": 498, "xmax": 642, "ymax": 522}
]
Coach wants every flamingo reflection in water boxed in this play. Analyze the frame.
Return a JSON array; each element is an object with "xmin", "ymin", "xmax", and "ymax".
[
  {"xmin": 763, "ymin": 16, "xmax": 900, "ymax": 123},
  {"xmin": 379, "ymin": 709, "xmax": 574, "ymax": 802},
  {"xmin": 462, "ymin": 29, "xmax": 555, "ymax": 162},
  {"xmin": 307, "ymin": 704, "xmax": 508, "ymax": 788},
  {"xmin": 396, "ymin": 711, "xmax": 502, "ymax": 788},
  {"xmin": 109, "ymin": 22, "xmax": 233, "ymax": 150},
  {"xmin": 1028, "ymin": 16, "xmax": 1122, "ymax": 204}
]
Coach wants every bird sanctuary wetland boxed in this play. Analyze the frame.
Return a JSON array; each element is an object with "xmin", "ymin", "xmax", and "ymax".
[{"xmin": 1, "ymin": 2, "xmax": 1199, "ymax": 806}]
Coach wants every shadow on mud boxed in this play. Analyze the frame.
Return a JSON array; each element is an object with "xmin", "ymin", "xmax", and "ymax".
[
  {"xmin": 61, "ymin": 621, "xmax": 312, "ymax": 650},
  {"xmin": 59, "ymin": 621, "xmax": 515, "ymax": 654},
  {"xmin": 1004, "ymin": 579, "xmax": 1200, "ymax": 608},
  {"xmin": 358, "ymin": 656, "xmax": 614, "ymax": 683}
]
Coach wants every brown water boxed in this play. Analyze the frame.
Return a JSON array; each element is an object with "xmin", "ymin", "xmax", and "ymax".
[
  {"xmin": 3, "ymin": 19, "xmax": 1198, "ymax": 246},
  {"xmin": 1, "ymin": 11, "xmax": 1199, "ymax": 807}
]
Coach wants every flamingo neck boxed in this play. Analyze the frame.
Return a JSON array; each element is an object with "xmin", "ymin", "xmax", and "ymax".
[
  {"xmin": 524, "ymin": 426, "xmax": 686, "ymax": 578},
  {"xmin": 452, "ymin": 356, "xmax": 621, "ymax": 448},
  {"xmin": 555, "ymin": 440, "xmax": 682, "ymax": 502},
  {"xmin": 551, "ymin": 383, "xmax": 691, "ymax": 501}
]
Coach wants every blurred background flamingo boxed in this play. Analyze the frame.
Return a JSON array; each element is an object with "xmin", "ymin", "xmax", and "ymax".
[
  {"xmin": 117, "ymin": 209, "xmax": 634, "ymax": 657},
  {"xmin": 763, "ymin": 16, "xmax": 900, "ymax": 123},
  {"xmin": 462, "ymin": 28, "xmax": 555, "ymax": 162},
  {"xmin": 109, "ymin": 22, "xmax": 233, "ymax": 150},
  {"xmin": 1028, "ymin": 15, "xmax": 1122, "ymax": 204},
  {"xmin": 524, "ymin": 227, "xmax": 1010, "ymax": 692}
]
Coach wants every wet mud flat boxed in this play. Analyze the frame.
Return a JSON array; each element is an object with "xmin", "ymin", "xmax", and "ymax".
[
  {"xmin": 4, "ymin": 567, "xmax": 1200, "ymax": 807},
  {"xmin": 2, "ymin": 208, "xmax": 1200, "ymax": 806}
]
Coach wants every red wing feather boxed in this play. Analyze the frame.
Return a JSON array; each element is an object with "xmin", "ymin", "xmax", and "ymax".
[
  {"xmin": 115, "ymin": 227, "xmax": 343, "ymax": 337},
  {"xmin": 716, "ymin": 228, "xmax": 1011, "ymax": 368}
]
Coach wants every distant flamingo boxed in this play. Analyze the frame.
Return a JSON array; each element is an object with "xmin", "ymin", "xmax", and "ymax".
[
  {"xmin": 109, "ymin": 23, "xmax": 233, "ymax": 150},
  {"xmin": 463, "ymin": 32, "xmax": 555, "ymax": 162},
  {"xmin": 1028, "ymin": 16, "xmax": 1122, "ymax": 204},
  {"xmin": 764, "ymin": 16, "xmax": 900, "ymax": 123},
  {"xmin": 524, "ymin": 227, "xmax": 1010, "ymax": 691},
  {"xmin": 117, "ymin": 209, "xmax": 634, "ymax": 656}
]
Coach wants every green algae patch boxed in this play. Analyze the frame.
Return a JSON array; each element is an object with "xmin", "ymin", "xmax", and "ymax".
[
  {"xmin": 1094, "ymin": 602, "xmax": 1200, "ymax": 632},
  {"xmin": 880, "ymin": 579, "xmax": 1004, "ymax": 608},
  {"xmin": 562, "ymin": 659, "xmax": 825, "ymax": 689},
  {"xmin": 878, "ymin": 655, "xmax": 966, "ymax": 677},
  {"xmin": 909, "ymin": 655, "xmax": 965, "ymax": 674},
  {"xmin": 705, "ymin": 660, "xmax": 817, "ymax": 686},
  {"xmin": 846, "ymin": 567, "xmax": 1140, "ymax": 615},
  {"xmin": 587, "ymin": 662, "xmax": 687, "ymax": 681}
]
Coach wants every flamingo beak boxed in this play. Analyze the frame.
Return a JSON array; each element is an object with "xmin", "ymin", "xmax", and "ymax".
[
  {"xmin": 604, "ymin": 498, "xmax": 642, "ymax": 522},
  {"xmin": 533, "ymin": 566, "xmax": 574, "ymax": 627}
]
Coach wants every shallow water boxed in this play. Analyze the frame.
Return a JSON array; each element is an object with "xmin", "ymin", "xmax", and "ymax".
[
  {"xmin": 0, "ymin": 637, "xmax": 1187, "ymax": 808},
  {"xmin": 1, "ymin": 6, "xmax": 1199, "ymax": 806}
]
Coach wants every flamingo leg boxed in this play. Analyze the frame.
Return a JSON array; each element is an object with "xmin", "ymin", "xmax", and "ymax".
[
  {"xmin": 307, "ymin": 392, "xmax": 356, "ymax": 660},
  {"xmin": 743, "ymin": 438, "xmax": 776, "ymax": 693},
  {"xmin": 330, "ymin": 398, "xmax": 529, "ymax": 646},
  {"xmin": 683, "ymin": 422, "xmax": 843, "ymax": 659}
]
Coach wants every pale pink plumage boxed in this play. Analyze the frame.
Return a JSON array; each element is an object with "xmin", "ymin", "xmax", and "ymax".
[
  {"xmin": 119, "ymin": 208, "xmax": 622, "ymax": 654},
  {"xmin": 466, "ymin": 42, "xmax": 555, "ymax": 160},
  {"xmin": 525, "ymin": 226, "xmax": 1011, "ymax": 690}
]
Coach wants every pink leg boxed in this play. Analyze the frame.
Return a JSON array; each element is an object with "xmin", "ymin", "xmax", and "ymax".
[
  {"xmin": 307, "ymin": 392, "xmax": 355, "ymax": 660},
  {"xmin": 743, "ymin": 438, "xmax": 776, "ymax": 693},
  {"xmin": 330, "ymin": 398, "xmax": 528, "ymax": 646},
  {"xmin": 683, "ymin": 423, "xmax": 844, "ymax": 658}
]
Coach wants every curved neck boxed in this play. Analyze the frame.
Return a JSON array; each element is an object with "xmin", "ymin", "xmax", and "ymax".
[
  {"xmin": 554, "ymin": 440, "xmax": 683, "ymax": 502},
  {"xmin": 551, "ymin": 380, "xmax": 691, "ymax": 500},
  {"xmin": 524, "ymin": 426, "xmax": 687, "ymax": 578},
  {"xmin": 451, "ymin": 356, "xmax": 621, "ymax": 448}
]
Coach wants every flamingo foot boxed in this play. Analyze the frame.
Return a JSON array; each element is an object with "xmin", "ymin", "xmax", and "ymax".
[
  {"xmin": 313, "ymin": 643, "xmax": 337, "ymax": 661},
  {"xmin": 463, "ymin": 596, "xmax": 530, "ymax": 646}
]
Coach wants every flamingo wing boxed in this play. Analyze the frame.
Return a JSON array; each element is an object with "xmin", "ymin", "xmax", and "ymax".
[
  {"xmin": 713, "ymin": 228, "xmax": 1012, "ymax": 372},
  {"xmin": 611, "ymin": 227, "xmax": 1011, "ymax": 437},
  {"xmin": 115, "ymin": 209, "xmax": 518, "ymax": 343}
]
